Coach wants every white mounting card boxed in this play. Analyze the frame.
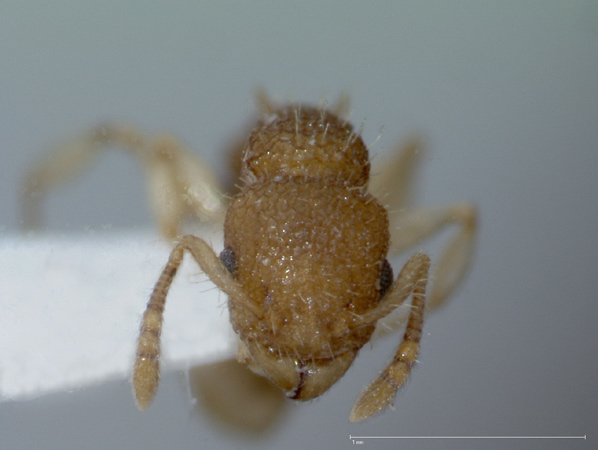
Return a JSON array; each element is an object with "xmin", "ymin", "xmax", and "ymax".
[{"xmin": 0, "ymin": 226, "xmax": 236, "ymax": 401}]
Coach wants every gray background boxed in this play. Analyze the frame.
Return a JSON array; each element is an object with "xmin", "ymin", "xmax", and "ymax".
[{"xmin": 1, "ymin": 1, "xmax": 597, "ymax": 449}]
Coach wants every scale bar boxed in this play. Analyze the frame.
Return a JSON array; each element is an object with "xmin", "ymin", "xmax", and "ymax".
[{"xmin": 349, "ymin": 435, "xmax": 587, "ymax": 440}]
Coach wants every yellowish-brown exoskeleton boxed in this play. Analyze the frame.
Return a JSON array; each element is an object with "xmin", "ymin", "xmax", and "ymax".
[
  {"xmin": 24, "ymin": 94, "xmax": 476, "ymax": 422},
  {"xmin": 133, "ymin": 103, "xmax": 443, "ymax": 422}
]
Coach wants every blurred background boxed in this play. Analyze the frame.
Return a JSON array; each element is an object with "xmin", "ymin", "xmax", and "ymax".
[{"xmin": 1, "ymin": 1, "xmax": 597, "ymax": 449}]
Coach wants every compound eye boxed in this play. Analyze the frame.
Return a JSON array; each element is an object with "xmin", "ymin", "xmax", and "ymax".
[
  {"xmin": 378, "ymin": 259, "xmax": 394, "ymax": 300},
  {"xmin": 219, "ymin": 247, "xmax": 236, "ymax": 275}
]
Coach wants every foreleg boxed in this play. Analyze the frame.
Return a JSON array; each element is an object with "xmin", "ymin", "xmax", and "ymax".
[
  {"xmin": 391, "ymin": 203, "xmax": 476, "ymax": 310},
  {"xmin": 22, "ymin": 125, "xmax": 225, "ymax": 239}
]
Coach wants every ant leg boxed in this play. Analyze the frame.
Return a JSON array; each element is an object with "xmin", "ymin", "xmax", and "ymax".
[
  {"xmin": 142, "ymin": 135, "xmax": 225, "ymax": 238},
  {"xmin": 22, "ymin": 127, "xmax": 108, "ymax": 230},
  {"xmin": 22, "ymin": 125, "xmax": 226, "ymax": 239},
  {"xmin": 254, "ymin": 89, "xmax": 350, "ymax": 119},
  {"xmin": 371, "ymin": 137, "xmax": 477, "ymax": 309},
  {"xmin": 254, "ymin": 88, "xmax": 278, "ymax": 115},
  {"xmin": 370, "ymin": 136, "xmax": 424, "ymax": 212},
  {"xmin": 390, "ymin": 203, "xmax": 477, "ymax": 310},
  {"xmin": 350, "ymin": 252, "xmax": 430, "ymax": 422}
]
